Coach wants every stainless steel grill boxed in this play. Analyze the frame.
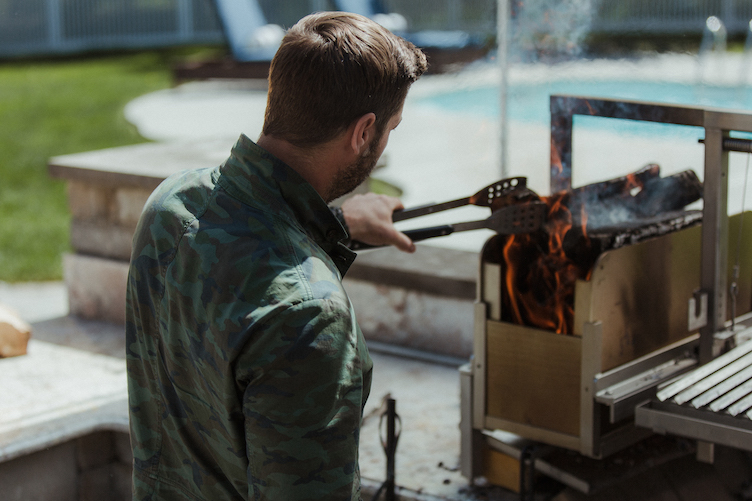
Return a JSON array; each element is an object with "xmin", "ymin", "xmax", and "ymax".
[{"xmin": 461, "ymin": 94, "xmax": 752, "ymax": 492}]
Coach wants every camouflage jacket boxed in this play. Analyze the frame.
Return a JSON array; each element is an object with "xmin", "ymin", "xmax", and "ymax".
[{"xmin": 126, "ymin": 134, "xmax": 373, "ymax": 500}]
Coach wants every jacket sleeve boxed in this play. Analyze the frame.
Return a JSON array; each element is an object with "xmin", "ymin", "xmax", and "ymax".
[{"xmin": 238, "ymin": 298, "xmax": 368, "ymax": 501}]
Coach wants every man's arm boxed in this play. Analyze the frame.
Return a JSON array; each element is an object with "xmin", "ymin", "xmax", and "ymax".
[
  {"xmin": 340, "ymin": 193, "xmax": 416, "ymax": 253},
  {"xmin": 239, "ymin": 299, "xmax": 370, "ymax": 501}
]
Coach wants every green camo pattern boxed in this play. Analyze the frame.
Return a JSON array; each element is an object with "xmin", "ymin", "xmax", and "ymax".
[{"xmin": 126, "ymin": 135, "xmax": 372, "ymax": 500}]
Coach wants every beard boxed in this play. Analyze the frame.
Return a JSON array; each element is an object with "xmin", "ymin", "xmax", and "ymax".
[{"xmin": 325, "ymin": 135, "xmax": 382, "ymax": 202}]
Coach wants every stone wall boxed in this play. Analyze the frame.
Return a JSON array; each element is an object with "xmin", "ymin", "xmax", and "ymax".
[{"xmin": 0, "ymin": 431, "xmax": 131, "ymax": 501}]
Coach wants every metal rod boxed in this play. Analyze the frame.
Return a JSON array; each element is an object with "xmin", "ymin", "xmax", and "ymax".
[
  {"xmin": 372, "ymin": 399, "xmax": 400, "ymax": 501},
  {"xmin": 700, "ymin": 127, "xmax": 730, "ymax": 364},
  {"xmin": 723, "ymin": 138, "xmax": 752, "ymax": 153},
  {"xmin": 699, "ymin": 137, "xmax": 752, "ymax": 153},
  {"xmin": 519, "ymin": 445, "xmax": 536, "ymax": 501},
  {"xmin": 385, "ymin": 398, "xmax": 397, "ymax": 501},
  {"xmin": 497, "ymin": 0, "xmax": 510, "ymax": 178}
]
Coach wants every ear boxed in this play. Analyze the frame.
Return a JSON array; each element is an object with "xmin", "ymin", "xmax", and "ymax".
[{"xmin": 349, "ymin": 113, "xmax": 377, "ymax": 155}]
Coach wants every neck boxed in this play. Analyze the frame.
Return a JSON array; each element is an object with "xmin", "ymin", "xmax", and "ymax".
[{"xmin": 257, "ymin": 134, "xmax": 345, "ymax": 201}]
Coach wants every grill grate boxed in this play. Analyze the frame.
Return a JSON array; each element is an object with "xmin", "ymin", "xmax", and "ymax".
[{"xmin": 657, "ymin": 336, "xmax": 752, "ymax": 420}]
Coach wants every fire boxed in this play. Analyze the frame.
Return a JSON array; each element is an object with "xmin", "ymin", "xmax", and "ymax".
[
  {"xmin": 501, "ymin": 191, "xmax": 588, "ymax": 335},
  {"xmin": 580, "ymin": 204, "xmax": 588, "ymax": 237},
  {"xmin": 498, "ymin": 164, "xmax": 701, "ymax": 335}
]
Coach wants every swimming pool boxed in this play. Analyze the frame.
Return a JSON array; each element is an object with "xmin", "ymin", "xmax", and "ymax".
[{"xmin": 416, "ymin": 79, "xmax": 752, "ymax": 139}]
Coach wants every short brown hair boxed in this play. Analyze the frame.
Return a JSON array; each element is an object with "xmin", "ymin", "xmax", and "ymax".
[{"xmin": 262, "ymin": 12, "xmax": 428, "ymax": 148}]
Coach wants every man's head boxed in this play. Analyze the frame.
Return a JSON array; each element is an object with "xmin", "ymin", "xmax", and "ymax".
[
  {"xmin": 262, "ymin": 12, "xmax": 428, "ymax": 149},
  {"xmin": 327, "ymin": 106, "xmax": 403, "ymax": 201}
]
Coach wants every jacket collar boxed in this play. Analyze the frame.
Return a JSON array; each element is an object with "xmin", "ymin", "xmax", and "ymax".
[{"xmin": 218, "ymin": 135, "xmax": 356, "ymax": 275}]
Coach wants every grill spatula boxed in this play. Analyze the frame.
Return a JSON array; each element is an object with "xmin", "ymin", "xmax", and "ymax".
[
  {"xmin": 350, "ymin": 201, "xmax": 546, "ymax": 250},
  {"xmin": 391, "ymin": 176, "xmax": 530, "ymax": 222}
]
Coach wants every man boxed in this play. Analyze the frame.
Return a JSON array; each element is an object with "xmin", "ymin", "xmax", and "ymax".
[{"xmin": 126, "ymin": 11, "xmax": 427, "ymax": 501}]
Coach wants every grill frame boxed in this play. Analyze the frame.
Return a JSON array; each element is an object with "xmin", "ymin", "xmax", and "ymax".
[{"xmin": 461, "ymin": 96, "xmax": 752, "ymax": 484}]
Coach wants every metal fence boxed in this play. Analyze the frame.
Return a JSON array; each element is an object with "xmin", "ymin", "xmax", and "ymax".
[
  {"xmin": 385, "ymin": 0, "xmax": 496, "ymax": 33},
  {"xmin": 0, "ymin": 0, "xmax": 497, "ymax": 59},
  {"xmin": 2, "ymin": 0, "xmax": 752, "ymax": 59},
  {"xmin": 591, "ymin": 0, "xmax": 752, "ymax": 35},
  {"xmin": 0, "ymin": 0, "xmax": 225, "ymax": 58}
]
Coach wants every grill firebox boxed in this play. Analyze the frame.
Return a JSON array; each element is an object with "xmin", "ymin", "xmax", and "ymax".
[{"xmin": 461, "ymin": 95, "xmax": 752, "ymax": 490}]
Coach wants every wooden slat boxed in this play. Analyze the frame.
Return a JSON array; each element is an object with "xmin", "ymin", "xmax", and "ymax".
[
  {"xmin": 486, "ymin": 320, "xmax": 581, "ymax": 436},
  {"xmin": 484, "ymin": 416, "xmax": 581, "ymax": 451},
  {"xmin": 482, "ymin": 447, "xmax": 521, "ymax": 493}
]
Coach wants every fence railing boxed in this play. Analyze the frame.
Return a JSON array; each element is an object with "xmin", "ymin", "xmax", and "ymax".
[
  {"xmin": 2, "ymin": 0, "xmax": 752, "ymax": 59},
  {"xmin": 591, "ymin": 0, "xmax": 752, "ymax": 35},
  {"xmin": 0, "ymin": 0, "xmax": 225, "ymax": 57}
]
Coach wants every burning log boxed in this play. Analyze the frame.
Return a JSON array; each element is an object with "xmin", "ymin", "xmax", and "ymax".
[
  {"xmin": 568, "ymin": 163, "xmax": 661, "ymax": 222},
  {"xmin": 497, "ymin": 166, "xmax": 703, "ymax": 335},
  {"xmin": 568, "ymin": 167, "xmax": 703, "ymax": 230}
]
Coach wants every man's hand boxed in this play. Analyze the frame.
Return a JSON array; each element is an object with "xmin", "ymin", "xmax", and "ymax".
[{"xmin": 341, "ymin": 193, "xmax": 416, "ymax": 253}]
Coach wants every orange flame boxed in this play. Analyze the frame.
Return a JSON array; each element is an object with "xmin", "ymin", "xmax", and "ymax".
[
  {"xmin": 500, "ymin": 191, "xmax": 589, "ymax": 335},
  {"xmin": 500, "ymin": 167, "xmax": 663, "ymax": 334}
]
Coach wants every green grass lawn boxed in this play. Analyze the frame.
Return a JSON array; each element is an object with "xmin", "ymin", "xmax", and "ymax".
[{"xmin": 0, "ymin": 51, "xmax": 180, "ymax": 282}]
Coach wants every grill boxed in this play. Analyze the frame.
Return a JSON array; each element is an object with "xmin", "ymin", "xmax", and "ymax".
[{"xmin": 460, "ymin": 95, "xmax": 752, "ymax": 491}]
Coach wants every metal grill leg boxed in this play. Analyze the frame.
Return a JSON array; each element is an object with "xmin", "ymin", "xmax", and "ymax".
[
  {"xmin": 372, "ymin": 398, "xmax": 401, "ymax": 501},
  {"xmin": 519, "ymin": 445, "xmax": 536, "ymax": 501}
]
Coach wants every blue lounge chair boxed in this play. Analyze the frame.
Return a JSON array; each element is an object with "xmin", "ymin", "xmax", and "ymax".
[
  {"xmin": 213, "ymin": 0, "xmax": 284, "ymax": 61},
  {"xmin": 333, "ymin": 0, "xmax": 474, "ymax": 50}
]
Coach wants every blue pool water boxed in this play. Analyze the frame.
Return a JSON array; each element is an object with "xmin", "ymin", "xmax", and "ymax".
[{"xmin": 417, "ymin": 79, "xmax": 752, "ymax": 140}]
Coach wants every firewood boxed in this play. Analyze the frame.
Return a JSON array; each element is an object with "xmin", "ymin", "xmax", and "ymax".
[{"xmin": 0, "ymin": 304, "xmax": 31, "ymax": 358}]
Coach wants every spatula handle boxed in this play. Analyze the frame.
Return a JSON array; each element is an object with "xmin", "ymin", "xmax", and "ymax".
[
  {"xmin": 392, "ymin": 199, "xmax": 468, "ymax": 222},
  {"xmin": 349, "ymin": 225, "xmax": 455, "ymax": 250},
  {"xmin": 404, "ymin": 225, "xmax": 455, "ymax": 241}
]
